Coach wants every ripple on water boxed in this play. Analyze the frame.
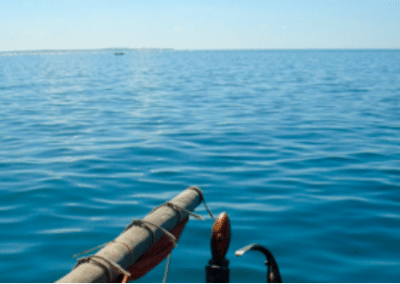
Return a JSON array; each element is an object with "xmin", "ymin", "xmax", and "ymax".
[{"xmin": 1, "ymin": 50, "xmax": 400, "ymax": 282}]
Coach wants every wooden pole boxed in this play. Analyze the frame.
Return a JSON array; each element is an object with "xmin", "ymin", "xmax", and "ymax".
[{"xmin": 56, "ymin": 186, "xmax": 203, "ymax": 283}]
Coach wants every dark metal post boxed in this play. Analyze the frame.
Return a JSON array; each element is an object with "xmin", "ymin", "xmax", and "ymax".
[
  {"xmin": 206, "ymin": 212, "xmax": 231, "ymax": 283},
  {"xmin": 206, "ymin": 258, "xmax": 230, "ymax": 283}
]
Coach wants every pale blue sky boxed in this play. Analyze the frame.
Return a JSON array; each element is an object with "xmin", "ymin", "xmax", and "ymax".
[{"xmin": 1, "ymin": 0, "xmax": 399, "ymax": 51}]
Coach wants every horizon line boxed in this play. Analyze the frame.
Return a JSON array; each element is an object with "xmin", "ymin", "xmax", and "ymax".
[{"xmin": 1, "ymin": 47, "xmax": 400, "ymax": 53}]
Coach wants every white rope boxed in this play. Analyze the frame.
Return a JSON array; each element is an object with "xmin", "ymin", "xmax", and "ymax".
[{"xmin": 162, "ymin": 253, "xmax": 172, "ymax": 283}]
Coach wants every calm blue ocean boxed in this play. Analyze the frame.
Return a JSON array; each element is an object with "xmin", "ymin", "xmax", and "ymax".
[{"xmin": 1, "ymin": 49, "xmax": 400, "ymax": 283}]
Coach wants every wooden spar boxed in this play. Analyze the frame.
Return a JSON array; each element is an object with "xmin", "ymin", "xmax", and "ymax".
[{"xmin": 57, "ymin": 186, "xmax": 204, "ymax": 283}]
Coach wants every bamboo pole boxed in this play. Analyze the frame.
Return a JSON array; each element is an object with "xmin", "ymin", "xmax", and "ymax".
[{"xmin": 56, "ymin": 186, "xmax": 204, "ymax": 283}]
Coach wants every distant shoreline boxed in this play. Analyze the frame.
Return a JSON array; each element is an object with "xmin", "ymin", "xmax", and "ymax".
[{"xmin": 1, "ymin": 48, "xmax": 400, "ymax": 54}]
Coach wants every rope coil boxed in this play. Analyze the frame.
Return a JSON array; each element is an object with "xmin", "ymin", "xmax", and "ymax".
[
  {"xmin": 124, "ymin": 219, "xmax": 177, "ymax": 247},
  {"xmin": 74, "ymin": 255, "xmax": 131, "ymax": 282},
  {"xmin": 188, "ymin": 186, "xmax": 214, "ymax": 219}
]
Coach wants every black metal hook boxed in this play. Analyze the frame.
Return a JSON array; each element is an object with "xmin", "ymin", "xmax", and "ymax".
[{"xmin": 235, "ymin": 243, "xmax": 282, "ymax": 283}]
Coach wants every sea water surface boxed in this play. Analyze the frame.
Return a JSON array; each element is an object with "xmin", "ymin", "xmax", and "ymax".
[{"xmin": 1, "ymin": 49, "xmax": 400, "ymax": 283}]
